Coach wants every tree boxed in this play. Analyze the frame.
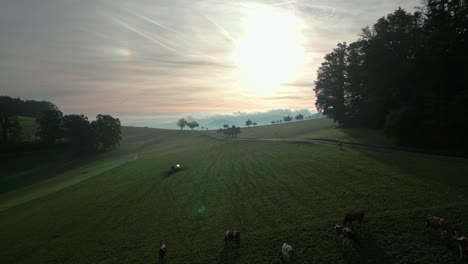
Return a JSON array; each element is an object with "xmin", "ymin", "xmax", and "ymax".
[
  {"xmin": 245, "ymin": 119, "xmax": 253, "ymax": 127},
  {"xmin": 94, "ymin": 114, "xmax": 121, "ymax": 150},
  {"xmin": 36, "ymin": 109, "xmax": 63, "ymax": 145},
  {"xmin": 187, "ymin": 121, "xmax": 199, "ymax": 130},
  {"xmin": 177, "ymin": 118, "xmax": 187, "ymax": 130},
  {"xmin": 271, "ymin": 121, "xmax": 276, "ymax": 124},
  {"xmin": 295, "ymin": 114, "xmax": 304, "ymax": 121},
  {"xmin": 283, "ymin": 115, "xmax": 293, "ymax": 122},
  {"xmin": 252, "ymin": 122, "xmax": 258, "ymax": 126},
  {"xmin": 8, "ymin": 117, "xmax": 23, "ymax": 143},
  {"xmin": 223, "ymin": 124, "xmax": 229, "ymax": 129},
  {"xmin": 314, "ymin": 42, "xmax": 347, "ymax": 126},
  {"xmin": 0, "ymin": 96, "xmax": 16, "ymax": 143},
  {"xmin": 63, "ymin": 114, "xmax": 96, "ymax": 150},
  {"xmin": 222, "ymin": 125, "xmax": 241, "ymax": 137}
]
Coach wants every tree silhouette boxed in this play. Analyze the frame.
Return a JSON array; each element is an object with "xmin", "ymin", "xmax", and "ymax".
[
  {"xmin": 295, "ymin": 114, "xmax": 304, "ymax": 121},
  {"xmin": 187, "ymin": 121, "xmax": 199, "ymax": 130},
  {"xmin": 36, "ymin": 109, "xmax": 63, "ymax": 145},
  {"xmin": 177, "ymin": 118, "xmax": 187, "ymax": 130},
  {"xmin": 94, "ymin": 114, "xmax": 121, "ymax": 150},
  {"xmin": 313, "ymin": 2, "xmax": 468, "ymax": 149},
  {"xmin": 283, "ymin": 115, "xmax": 293, "ymax": 122},
  {"xmin": 0, "ymin": 97, "xmax": 16, "ymax": 144},
  {"xmin": 245, "ymin": 119, "xmax": 253, "ymax": 127}
]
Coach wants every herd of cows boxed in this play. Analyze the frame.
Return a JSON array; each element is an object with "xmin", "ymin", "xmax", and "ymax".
[
  {"xmin": 162, "ymin": 164, "xmax": 468, "ymax": 263},
  {"xmin": 156, "ymin": 210, "xmax": 468, "ymax": 263}
]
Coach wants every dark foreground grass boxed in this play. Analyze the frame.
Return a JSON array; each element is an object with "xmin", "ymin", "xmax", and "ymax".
[{"xmin": 1, "ymin": 127, "xmax": 468, "ymax": 263}]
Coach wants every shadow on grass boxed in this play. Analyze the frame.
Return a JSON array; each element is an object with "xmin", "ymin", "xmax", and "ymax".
[
  {"xmin": 161, "ymin": 167, "xmax": 186, "ymax": 179},
  {"xmin": 217, "ymin": 246, "xmax": 240, "ymax": 264},
  {"xmin": 340, "ymin": 232, "xmax": 395, "ymax": 264}
]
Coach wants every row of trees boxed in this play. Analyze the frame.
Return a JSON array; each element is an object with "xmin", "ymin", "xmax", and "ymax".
[
  {"xmin": 36, "ymin": 110, "xmax": 122, "ymax": 151},
  {"xmin": 217, "ymin": 125, "xmax": 241, "ymax": 137},
  {"xmin": 176, "ymin": 118, "xmax": 201, "ymax": 130},
  {"xmin": 0, "ymin": 96, "xmax": 121, "ymax": 151},
  {"xmin": 245, "ymin": 119, "xmax": 258, "ymax": 127},
  {"xmin": 270, "ymin": 114, "xmax": 305, "ymax": 124},
  {"xmin": 314, "ymin": 0, "xmax": 468, "ymax": 148}
]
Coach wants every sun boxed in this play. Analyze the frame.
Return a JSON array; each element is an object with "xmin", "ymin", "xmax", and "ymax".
[{"xmin": 235, "ymin": 5, "xmax": 305, "ymax": 93}]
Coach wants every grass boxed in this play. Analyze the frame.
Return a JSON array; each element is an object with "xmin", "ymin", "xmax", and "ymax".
[
  {"xmin": 1, "ymin": 124, "xmax": 468, "ymax": 263},
  {"xmin": 233, "ymin": 118, "xmax": 396, "ymax": 147}
]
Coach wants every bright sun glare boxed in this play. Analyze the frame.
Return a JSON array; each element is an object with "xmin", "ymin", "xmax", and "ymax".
[{"xmin": 235, "ymin": 5, "xmax": 305, "ymax": 93}]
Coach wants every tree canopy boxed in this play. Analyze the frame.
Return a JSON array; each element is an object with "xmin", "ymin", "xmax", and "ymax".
[{"xmin": 314, "ymin": 1, "xmax": 468, "ymax": 148}]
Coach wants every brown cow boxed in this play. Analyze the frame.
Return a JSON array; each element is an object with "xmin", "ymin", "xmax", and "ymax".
[
  {"xmin": 425, "ymin": 216, "xmax": 457, "ymax": 239},
  {"xmin": 343, "ymin": 210, "xmax": 364, "ymax": 226},
  {"xmin": 224, "ymin": 230, "xmax": 240, "ymax": 247},
  {"xmin": 458, "ymin": 236, "xmax": 468, "ymax": 261},
  {"xmin": 334, "ymin": 224, "xmax": 359, "ymax": 247},
  {"xmin": 159, "ymin": 243, "xmax": 167, "ymax": 263}
]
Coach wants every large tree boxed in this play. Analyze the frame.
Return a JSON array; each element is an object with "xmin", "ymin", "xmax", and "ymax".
[
  {"xmin": 295, "ymin": 114, "xmax": 304, "ymax": 121},
  {"xmin": 177, "ymin": 118, "xmax": 187, "ymax": 130},
  {"xmin": 313, "ymin": 2, "xmax": 468, "ymax": 149},
  {"xmin": 186, "ymin": 121, "xmax": 199, "ymax": 130},
  {"xmin": 0, "ymin": 97, "xmax": 16, "ymax": 143},
  {"xmin": 36, "ymin": 109, "xmax": 63, "ymax": 145},
  {"xmin": 63, "ymin": 114, "xmax": 97, "ymax": 150},
  {"xmin": 314, "ymin": 42, "xmax": 347, "ymax": 126},
  {"xmin": 94, "ymin": 114, "xmax": 121, "ymax": 150}
]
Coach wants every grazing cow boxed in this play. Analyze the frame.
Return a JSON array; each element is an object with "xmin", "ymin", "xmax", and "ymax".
[
  {"xmin": 159, "ymin": 243, "xmax": 167, "ymax": 263},
  {"xmin": 457, "ymin": 236, "xmax": 468, "ymax": 261},
  {"xmin": 425, "ymin": 216, "xmax": 457, "ymax": 239},
  {"xmin": 279, "ymin": 243, "xmax": 294, "ymax": 263},
  {"xmin": 334, "ymin": 224, "xmax": 359, "ymax": 247},
  {"xmin": 343, "ymin": 210, "xmax": 365, "ymax": 226},
  {"xmin": 224, "ymin": 230, "xmax": 240, "ymax": 247}
]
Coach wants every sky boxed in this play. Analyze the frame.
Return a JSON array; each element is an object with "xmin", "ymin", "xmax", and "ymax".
[{"xmin": 0, "ymin": 0, "xmax": 420, "ymax": 126}]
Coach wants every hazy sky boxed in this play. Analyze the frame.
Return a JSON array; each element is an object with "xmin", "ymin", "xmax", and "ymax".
[{"xmin": 0, "ymin": 0, "xmax": 419, "ymax": 122}]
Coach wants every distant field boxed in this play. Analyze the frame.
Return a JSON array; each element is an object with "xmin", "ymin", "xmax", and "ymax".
[
  {"xmin": 1, "ymin": 125, "xmax": 468, "ymax": 263},
  {"xmin": 224, "ymin": 118, "xmax": 396, "ymax": 147}
]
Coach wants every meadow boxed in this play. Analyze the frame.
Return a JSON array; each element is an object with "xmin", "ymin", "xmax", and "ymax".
[{"xmin": 1, "ymin": 119, "xmax": 468, "ymax": 263}]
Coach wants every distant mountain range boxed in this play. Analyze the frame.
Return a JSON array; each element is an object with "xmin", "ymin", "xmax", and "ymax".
[{"xmin": 155, "ymin": 109, "xmax": 324, "ymax": 129}]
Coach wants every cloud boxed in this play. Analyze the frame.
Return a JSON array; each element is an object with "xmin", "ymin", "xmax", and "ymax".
[{"xmin": 0, "ymin": 0, "xmax": 420, "ymax": 126}]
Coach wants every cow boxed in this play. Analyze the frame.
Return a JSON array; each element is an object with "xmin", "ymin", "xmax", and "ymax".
[
  {"xmin": 159, "ymin": 243, "xmax": 167, "ymax": 263},
  {"xmin": 334, "ymin": 224, "xmax": 359, "ymax": 247},
  {"xmin": 224, "ymin": 230, "xmax": 240, "ymax": 247},
  {"xmin": 279, "ymin": 243, "xmax": 294, "ymax": 263},
  {"xmin": 457, "ymin": 236, "xmax": 468, "ymax": 261},
  {"xmin": 425, "ymin": 216, "xmax": 457, "ymax": 239},
  {"xmin": 343, "ymin": 210, "xmax": 365, "ymax": 226}
]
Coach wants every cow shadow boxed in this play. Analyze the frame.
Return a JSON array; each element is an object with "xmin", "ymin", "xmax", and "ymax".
[
  {"xmin": 217, "ymin": 246, "xmax": 240, "ymax": 264},
  {"xmin": 340, "ymin": 232, "xmax": 395, "ymax": 264},
  {"xmin": 161, "ymin": 167, "xmax": 186, "ymax": 179}
]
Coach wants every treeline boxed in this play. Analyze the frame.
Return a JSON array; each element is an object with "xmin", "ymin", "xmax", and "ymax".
[
  {"xmin": 217, "ymin": 125, "xmax": 241, "ymax": 137},
  {"xmin": 314, "ymin": 0, "xmax": 468, "ymax": 148},
  {"xmin": 0, "ymin": 96, "xmax": 56, "ymax": 118},
  {"xmin": 0, "ymin": 96, "xmax": 121, "ymax": 152}
]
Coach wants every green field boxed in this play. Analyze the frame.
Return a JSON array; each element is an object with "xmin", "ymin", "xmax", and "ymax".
[
  {"xmin": 229, "ymin": 118, "xmax": 395, "ymax": 147},
  {"xmin": 1, "ymin": 123, "xmax": 468, "ymax": 263}
]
